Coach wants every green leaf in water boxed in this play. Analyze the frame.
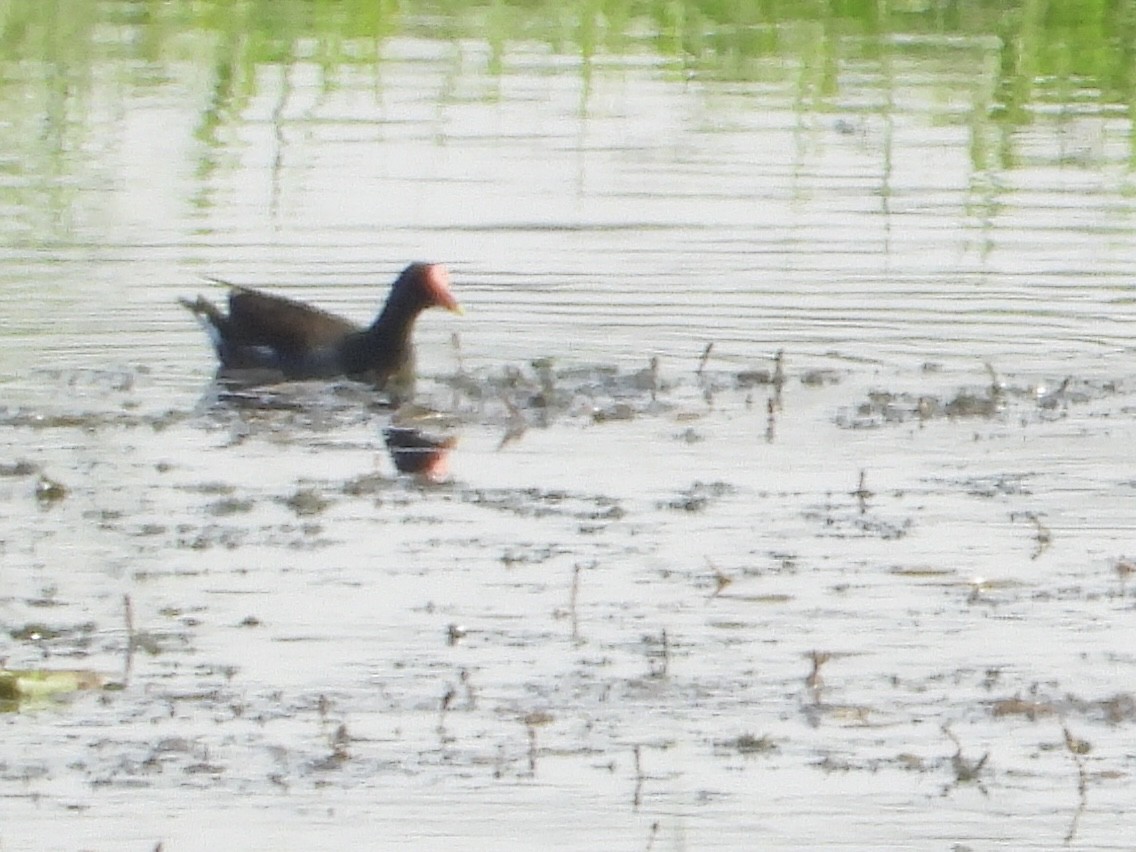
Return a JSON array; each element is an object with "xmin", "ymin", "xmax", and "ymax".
[{"xmin": 0, "ymin": 669, "xmax": 103, "ymax": 704}]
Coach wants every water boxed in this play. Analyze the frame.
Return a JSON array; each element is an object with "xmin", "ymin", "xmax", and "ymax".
[{"xmin": 2, "ymin": 4, "xmax": 1136, "ymax": 850}]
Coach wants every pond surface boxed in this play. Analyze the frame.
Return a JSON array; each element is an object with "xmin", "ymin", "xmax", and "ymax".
[{"xmin": 2, "ymin": 3, "xmax": 1136, "ymax": 850}]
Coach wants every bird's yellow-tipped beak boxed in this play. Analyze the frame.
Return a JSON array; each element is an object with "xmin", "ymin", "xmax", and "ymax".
[{"xmin": 422, "ymin": 263, "xmax": 462, "ymax": 315}]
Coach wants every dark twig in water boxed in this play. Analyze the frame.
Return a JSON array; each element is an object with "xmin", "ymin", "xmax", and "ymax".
[
  {"xmin": 950, "ymin": 748, "xmax": 988, "ymax": 785},
  {"xmin": 707, "ymin": 557, "xmax": 732, "ymax": 600},
  {"xmin": 569, "ymin": 562, "xmax": 584, "ymax": 643},
  {"xmin": 1009, "ymin": 510, "xmax": 1052, "ymax": 560},
  {"xmin": 460, "ymin": 667, "xmax": 477, "ymax": 710},
  {"xmin": 1030, "ymin": 515, "xmax": 1052, "ymax": 560},
  {"xmin": 647, "ymin": 629, "xmax": 671, "ymax": 678},
  {"xmin": 632, "ymin": 744, "xmax": 645, "ymax": 810},
  {"xmin": 984, "ymin": 361, "xmax": 1004, "ymax": 400},
  {"xmin": 943, "ymin": 724, "xmax": 989, "ymax": 793},
  {"xmin": 438, "ymin": 685, "xmax": 456, "ymax": 742},
  {"xmin": 806, "ymin": 651, "xmax": 830, "ymax": 703},
  {"xmin": 493, "ymin": 743, "xmax": 506, "ymax": 779},
  {"xmin": 644, "ymin": 820, "xmax": 660, "ymax": 851},
  {"xmin": 450, "ymin": 332, "xmax": 465, "ymax": 409},
  {"xmin": 1037, "ymin": 376, "xmax": 1072, "ymax": 410},
  {"xmin": 527, "ymin": 721, "xmax": 538, "ymax": 774},
  {"xmin": 643, "ymin": 356, "xmax": 659, "ymax": 403},
  {"xmin": 1062, "ymin": 724, "xmax": 1091, "ymax": 844},
  {"xmin": 450, "ymin": 332, "xmax": 464, "ymax": 374},
  {"xmin": 446, "ymin": 623, "xmax": 467, "ymax": 646},
  {"xmin": 966, "ymin": 577, "xmax": 988, "ymax": 605},
  {"xmin": 696, "ymin": 342, "xmax": 714, "ymax": 376},
  {"xmin": 523, "ymin": 711, "xmax": 553, "ymax": 775},
  {"xmin": 123, "ymin": 594, "xmax": 135, "ymax": 686},
  {"xmin": 1116, "ymin": 558, "xmax": 1135, "ymax": 596},
  {"xmin": 534, "ymin": 358, "xmax": 556, "ymax": 403},
  {"xmin": 330, "ymin": 722, "xmax": 351, "ymax": 762},
  {"xmin": 852, "ymin": 470, "xmax": 873, "ymax": 514},
  {"xmin": 771, "ymin": 349, "xmax": 785, "ymax": 408},
  {"xmin": 498, "ymin": 394, "xmax": 527, "ymax": 450}
]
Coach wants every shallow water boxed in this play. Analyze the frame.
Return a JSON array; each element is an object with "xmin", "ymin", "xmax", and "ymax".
[{"xmin": 3, "ymin": 4, "xmax": 1136, "ymax": 850}]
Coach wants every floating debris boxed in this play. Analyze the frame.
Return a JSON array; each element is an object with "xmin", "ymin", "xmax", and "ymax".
[
  {"xmin": 837, "ymin": 373, "xmax": 1106, "ymax": 429},
  {"xmin": 591, "ymin": 402, "xmax": 635, "ymax": 423},
  {"xmin": 0, "ymin": 668, "xmax": 103, "ymax": 705},
  {"xmin": 736, "ymin": 369, "xmax": 774, "ymax": 388},
  {"xmin": 661, "ymin": 481, "xmax": 734, "ymax": 513},
  {"xmin": 35, "ymin": 475, "xmax": 68, "ymax": 505},
  {"xmin": 342, "ymin": 472, "xmax": 389, "ymax": 496},
  {"xmin": 207, "ymin": 497, "xmax": 255, "ymax": 516},
  {"xmin": 0, "ymin": 460, "xmax": 39, "ymax": 476},
  {"xmin": 800, "ymin": 369, "xmax": 842, "ymax": 387},
  {"xmin": 726, "ymin": 733, "xmax": 778, "ymax": 755},
  {"xmin": 462, "ymin": 487, "xmax": 623, "ymax": 522},
  {"xmin": 282, "ymin": 487, "xmax": 329, "ymax": 516}
]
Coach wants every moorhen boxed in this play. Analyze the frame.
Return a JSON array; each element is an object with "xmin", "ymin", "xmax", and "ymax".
[{"xmin": 180, "ymin": 262, "xmax": 461, "ymax": 390}]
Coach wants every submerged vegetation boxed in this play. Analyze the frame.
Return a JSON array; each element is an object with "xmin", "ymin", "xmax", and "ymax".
[
  {"xmin": 0, "ymin": 0, "xmax": 1132, "ymax": 238},
  {"xmin": 7, "ymin": 3, "xmax": 1135, "ymax": 94},
  {"xmin": 0, "ymin": 0, "xmax": 1131, "ymax": 90},
  {"xmin": 0, "ymin": 0, "xmax": 1133, "ymax": 146}
]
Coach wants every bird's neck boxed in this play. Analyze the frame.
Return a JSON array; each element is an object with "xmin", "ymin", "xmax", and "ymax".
[
  {"xmin": 336, "ymin": 295, "xmax": 422, "ymax": 377},
  {"xmin": 369, "ymin": 284, "xmax": 424, "ymax": 346}
]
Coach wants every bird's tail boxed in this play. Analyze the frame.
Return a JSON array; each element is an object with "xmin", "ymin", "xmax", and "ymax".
[
  {"xmin": 178, "ymin": 295, "xmax": 228, "ymax": 353},
  {"xmin": 178, "ymin": 295, "xmax": 224, "ymax": 323}
]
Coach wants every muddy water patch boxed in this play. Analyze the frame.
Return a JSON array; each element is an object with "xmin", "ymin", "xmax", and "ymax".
[
  {"xmin": 4, "ymin": 358, "xmax": 1136, "ymax": 849},
  {"xmin": 836, "ymin": 369, "xmax": 1126, "ymax": 430}
]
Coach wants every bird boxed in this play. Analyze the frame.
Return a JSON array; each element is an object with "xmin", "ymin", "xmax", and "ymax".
[{"xmin": 180, "ymin": 262, "xmax": 461, "ymax": 392}]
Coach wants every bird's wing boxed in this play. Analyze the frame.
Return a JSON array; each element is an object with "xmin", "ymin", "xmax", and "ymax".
[{"xmin": 224, "ymin": 286, "xmax": 361, "ymax": 352}]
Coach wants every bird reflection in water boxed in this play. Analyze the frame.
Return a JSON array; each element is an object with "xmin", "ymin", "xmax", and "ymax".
[{"xmin": 383, "ymin": 426, "xmax": 457, "ymax": 482}]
